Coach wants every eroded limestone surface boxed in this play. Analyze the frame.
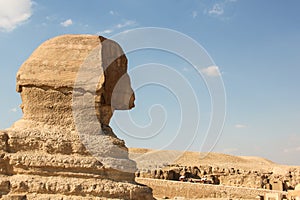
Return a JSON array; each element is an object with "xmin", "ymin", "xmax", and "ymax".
[{"xmin": 0, "ymin": 35, "xmax": 153, "ymax": 200}]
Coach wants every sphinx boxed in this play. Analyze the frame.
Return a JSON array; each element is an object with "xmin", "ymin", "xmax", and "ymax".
[{"xmin": 0, "ymin": 34, "xmax": 153, "ymax": 200}]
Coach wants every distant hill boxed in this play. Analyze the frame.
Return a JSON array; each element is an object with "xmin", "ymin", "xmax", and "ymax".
[{"xmin": 129, "ymin": 148, "xmax": 299, "ymax": 174}]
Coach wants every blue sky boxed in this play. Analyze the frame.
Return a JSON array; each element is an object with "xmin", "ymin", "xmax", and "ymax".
[{"xmin": 0, "ymin": 0, "xmax": 300, "ymax": 165}]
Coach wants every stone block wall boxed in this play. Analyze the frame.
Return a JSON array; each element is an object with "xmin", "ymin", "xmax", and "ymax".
[
  {"xmin": 136, "ymin": 165, "xmax": 300, "ymax": 191},
  {"xmin": 136, "ymin": 178, "xmax": 287, "ymax": 200}
]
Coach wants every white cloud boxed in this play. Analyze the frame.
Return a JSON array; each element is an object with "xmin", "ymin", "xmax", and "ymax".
[
  {"xmin": 208, "ymin": 3, "xmax": 224, "ymax": 16},
  {"xmin": 97, "ymin": 20, "xmax": 137, "ymax": 36},
  {"xmin": 10, "ymin": 107, "xmax": 18, "ymax": 113},
  {"xmin": 60, "ymin": 19, "xmax": 73, "ymax": 27},
  {"xmin": 97, "ymin": 29, "xmax": 113, "ymax": 35},
  {"xmin": 192, "ymin": 11, "xmax": 198, "ymax": 18},
  {"xmin": 0, "ymin": 0, "xmax": 33, "ymax": 32},
  {"xmin": 234, "ymin": 124, "xmax": 247, "ymax": 128},
  {"xmin": 201, "ymin": 66, "xmax": 221, "ymax": 77},
  {"xmin": 109, "ymin": 10, "xmax": 118, "ymax": 16},
  {"xmin": 116, "ymin": 20, "xmax": 136, "ymax": 29},
  {"xmin": 206, "ymin": 0, "xmax": 238, "ymax": 19}
]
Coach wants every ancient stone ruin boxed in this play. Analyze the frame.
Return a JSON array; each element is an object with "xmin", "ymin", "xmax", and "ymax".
[
  {"xmin": 0, "ymin": 35, "xmax": 153, "ymax": 199},
  {"xmin": 136, "ymin": 164, "xmax": 300, "ymax": 191},
  {"xmin": 135, "ymin": 163, "xmax": 300, "ymax": 199}
]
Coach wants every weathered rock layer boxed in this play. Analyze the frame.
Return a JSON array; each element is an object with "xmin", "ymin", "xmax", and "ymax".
[{"xmin": 0, "ymin": 35, "xmax": 153, "ymax": 199}]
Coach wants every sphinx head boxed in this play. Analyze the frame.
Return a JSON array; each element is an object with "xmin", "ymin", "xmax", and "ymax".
[{"xmin": 16, "ymin": 35, "xmax": 135, "ymax": 128}]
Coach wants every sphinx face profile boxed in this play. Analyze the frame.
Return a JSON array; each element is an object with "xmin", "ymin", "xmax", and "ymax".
[{"xmin": 16, "ymin": 35, "xmax": 135, "ymax": 128}]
